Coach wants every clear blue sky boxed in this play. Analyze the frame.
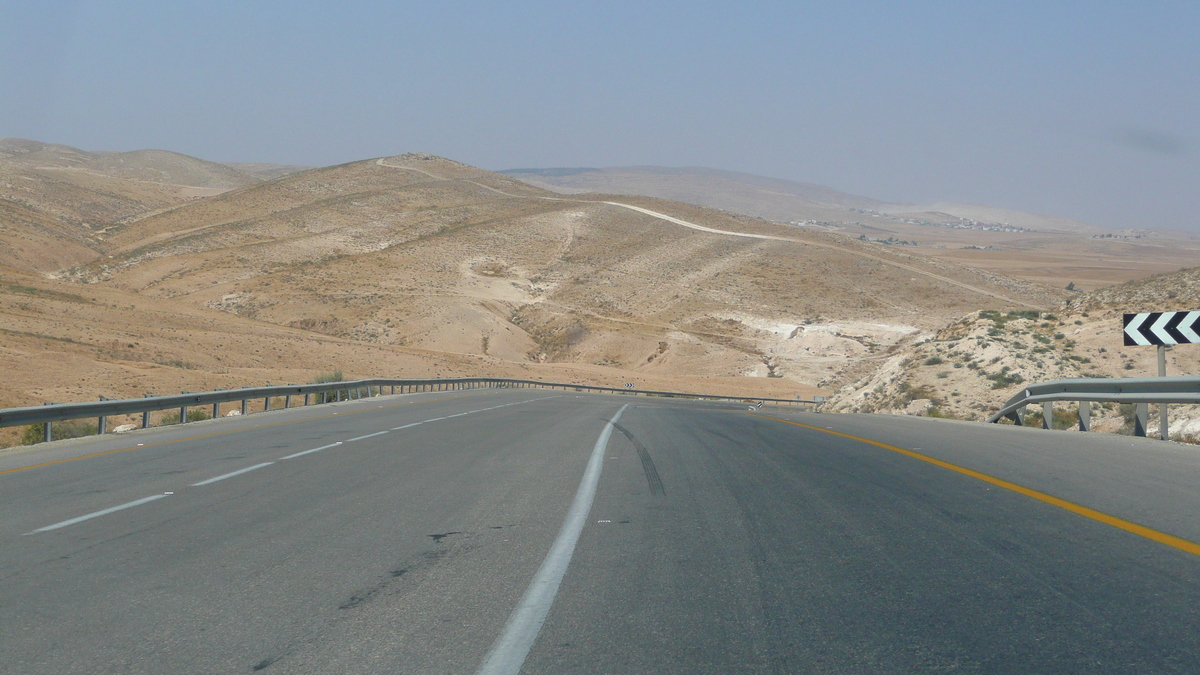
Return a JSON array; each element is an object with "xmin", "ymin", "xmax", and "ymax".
[{"xmin": 2, "ymin": 1, "xmax": 1197, "ymax": 231}]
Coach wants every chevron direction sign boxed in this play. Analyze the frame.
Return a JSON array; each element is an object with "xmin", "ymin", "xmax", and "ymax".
[{"xmin": 1123, "ymin": 311, "xmax": 1200, "ymax": 346}]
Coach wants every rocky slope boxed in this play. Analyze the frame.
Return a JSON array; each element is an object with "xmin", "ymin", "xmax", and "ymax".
[{"xmin": 826, "ymin": 266, "xmax": 1200, "ymax": 442}]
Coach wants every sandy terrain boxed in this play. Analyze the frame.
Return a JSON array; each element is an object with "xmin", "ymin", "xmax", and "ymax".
[
  {"xmin": 5, "ymin": 142, "xmax": 1191, "ymax": 450},
  {"xmin": 505, "ymin": 165, "xmax": 1200, "ymax": 292}
]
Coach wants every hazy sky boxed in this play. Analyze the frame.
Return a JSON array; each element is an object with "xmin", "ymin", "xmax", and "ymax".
[{"xmin": 2, "ymin": 1, "xmax": 1197, "ymax": 231}]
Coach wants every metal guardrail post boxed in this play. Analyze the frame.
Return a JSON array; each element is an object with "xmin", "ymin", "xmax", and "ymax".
[
  {"xmin": 1079, "ymin": 402, "xmax": 1090, "ymax": 432},
  {"xmin": 1158, "ymin": 346, "xmax": 1170, "ymax": 440},
  {"xmin": 305, "ymin": 393, "xmax": 311, "ymax": 406},
  {"xmin": 43, "ymin": 402, "xmax": 55, "ymax": 442},
  {"xmin": 179, "ymin": 403, "xmax": 187, "ymax": 424},
  {"xmin": 285, "ymin": 394, "xmax": 291, "ymax": 409},
  {"xmin": 263, "ymin": 396, "xmax": 270, "ymax": 412},
  {"xmin": 241, "ymin": 399, "xmax": 249, "ymax": 416},
  {"xmin": 97, "ymin": 396, "xmax": 109, "ymax": 434},
  {"xmin": 143, "ymin": 395, "xmax": 152, "ymax": 429},
  {"xmin": 1042, "ymin": 402, "xmax": 1053, "ymax": 430},
  {"xmin": 1134, "ymin": 403, "xmax": 1149, "ymax": 437}
]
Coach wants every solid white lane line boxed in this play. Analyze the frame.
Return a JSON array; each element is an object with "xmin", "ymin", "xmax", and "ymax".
[
  {"xmin": 279, "ymin": 442, "xmax": 342, "ymax": 460},
  {"xmin": 26, "ymin": 494, "xmax": 169, "ymax": 534},
  {"xmin": 345, "ymin": 431, "xmax": 390, "ymax": 442},
  {"xmin": 391, "ymin": 422, "xmax": 423, "ymax": 430},
  {"xmin": 476, "ymin": 404, "xmax": 628, "ymax": 675},
  {"xmin": 191, "ymin": 462, "xmax": 275, "ymax": 487}
]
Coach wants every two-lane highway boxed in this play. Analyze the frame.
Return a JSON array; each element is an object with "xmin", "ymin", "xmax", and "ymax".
[{"xmin": 4, "ymin": 390, "xmax": 1200, "ymax": 672}]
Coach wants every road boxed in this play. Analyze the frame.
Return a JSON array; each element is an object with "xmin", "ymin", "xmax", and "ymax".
[{"xmin": 3, "ymin": 389, "xmax": 1200, "ymax": 672}]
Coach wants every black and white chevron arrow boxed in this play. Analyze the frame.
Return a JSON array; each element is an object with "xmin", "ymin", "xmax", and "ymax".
[{"xmin": 1123, "ymin": 311, "xmax": 1200, "ymax": 346}]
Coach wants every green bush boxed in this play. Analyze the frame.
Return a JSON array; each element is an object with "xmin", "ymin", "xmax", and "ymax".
[
  {"xmin": 923, "ymin": 355, "xmax": 944, "ymax": 366},
  {"xmin": 1024, "ymin": 407, "xmax": 1079, "ymax": 430},
  {"xmin": 926, "ymin": 406, "xmax": 961, "ymax": 419},
  {"xmin": 310, "ymin": 371, "xmax": 345, "ymax": 404},
  {"xmin": 159, "ymin": 409, "xmax": 211, "ymax": 425},
  {"xmin": 985, "ymin": 370, "xmax": 1025, "ymax": 389},
  {"xmin": 21, "ymin": 419, "xmax": 98, "ymax": 445},
  {"xmin": 1117, "ymin": 403, "xmax": 1139, "ymax": 435}
]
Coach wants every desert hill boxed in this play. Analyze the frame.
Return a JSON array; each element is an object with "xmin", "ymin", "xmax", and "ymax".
[
  {"xmin": 503, "ymin": 166, "xmax": 1200, "ymax": 292},
  {"xmin": 826, "ymin": 265, "xmax": 1200, "ymax": 441},
  {"xmin": 0, "ymin": 138, "xmax": 296, "ymax": 190},
  {"xmin": 18, "ymin": 144, "xmax": 1198, "ymax": 450},
  {"xmin": 501, "ymin": 166, "xmax": 887, "ymax": 221},
  {"xmin": 500, "ymin": 165, "xmax": 1086, "ymax": 232},
  {"xmin": 223, "ymin": 162, "xmax": 315, "ymax": 181},
  {"xmin": 65, "ymin": 153, "xmax": 1065, "ymax": 388},
  {"xmin": 0, "ymin": 139, "xmax": 309, "ymax": 274},
  {"xmin": 0, "ymin": 147, "xmax": 1074, "ymax": 448}
]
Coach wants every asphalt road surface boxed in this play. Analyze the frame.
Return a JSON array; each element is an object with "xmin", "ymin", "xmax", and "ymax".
[{"xmin": 4, "ymin": 389, "xmax": 1200, "ymax": 673}]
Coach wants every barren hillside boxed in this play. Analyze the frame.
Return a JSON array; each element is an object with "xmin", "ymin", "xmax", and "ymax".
[
  {"xmin": 826, "ymin": 266, "xmax": 1200, "ymax": 441},
  {"xmin": 0, "ymin": 139, "xmax": 309, "ymax": 274},
  {"xmin": 66, "ymin": 154, "xmax": 1064, "ymax": 389},
  {"xmin": 0, "ymin": 148, "xmax": 1076, "ymax": 448},
  {"xmin": 504, "ymin": 165, "xmax": 1200, "ymax": 291}
]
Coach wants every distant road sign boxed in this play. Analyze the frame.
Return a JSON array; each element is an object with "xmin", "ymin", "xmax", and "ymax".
[
  {"xmin": 1124, "ymin": 312, "xmax": 1200, "ymax": 346},
  {"xmin": 624, "ymin": 383, "xmax": 635, "ymax": 389}
]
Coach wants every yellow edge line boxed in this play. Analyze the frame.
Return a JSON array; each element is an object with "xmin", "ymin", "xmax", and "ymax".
[
  {"xmin": 748, "ymin": 413, "xmax": 1200, "ymax": 558},
  {"xmin": 0, "ymin": 392, "xmax": 489, "ymax": 477}
]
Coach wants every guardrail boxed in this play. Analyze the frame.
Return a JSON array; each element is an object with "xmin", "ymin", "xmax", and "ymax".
[
  {"xmin": 986, "ymin": 376, "xmax": 1200, "ymax": 437},
  {"xmin": 0, "ymin": 377, "xmax": 818, "ymax": 443}
]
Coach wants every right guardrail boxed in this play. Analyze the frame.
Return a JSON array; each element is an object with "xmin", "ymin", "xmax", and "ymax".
[
  {"xmin": 0, "ymin": 377, "xmax": 818, "ymax": 443},
  {"xmin": 986, "ymin": 376, "xmax": 1200, "ymax": 437}
]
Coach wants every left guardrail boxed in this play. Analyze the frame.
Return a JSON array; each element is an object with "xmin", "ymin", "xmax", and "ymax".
[
  {"xmin": 0, "ymin": 377, "xmax": 817, "ymax": 443},
  {"xmin": 0, "ymin": 378, "xmax": 502, "ymax": 443}
]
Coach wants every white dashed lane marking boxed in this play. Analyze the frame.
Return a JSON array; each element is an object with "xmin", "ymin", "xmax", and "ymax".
[
  {"xmin": 24, "ymin": 395, "xmax": 559, "ymax": 534},
  {"xmin": 190, "ymin": 462, "xmax": 275, "ymax": 487},
  {"xmin": 25, "ymin": 495, "xmax": 169, "ymax": 535}
]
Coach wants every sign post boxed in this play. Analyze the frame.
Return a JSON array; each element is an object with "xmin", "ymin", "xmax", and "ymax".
[{"xmin": 1123, "ymin": 311, "xmax": 1200, "ymax": 440}]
